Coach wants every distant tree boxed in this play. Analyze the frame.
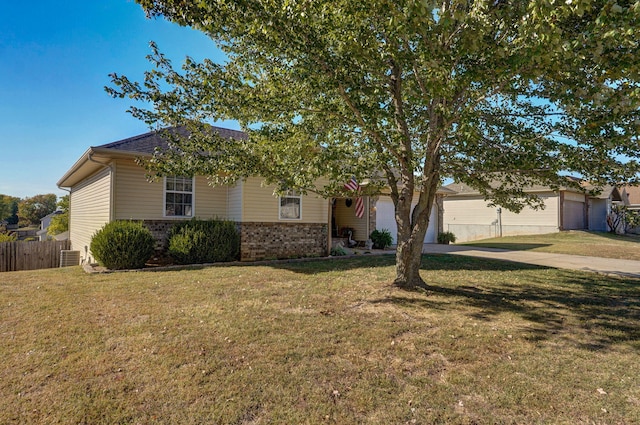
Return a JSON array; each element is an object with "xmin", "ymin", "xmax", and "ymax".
[
  {"xmin": 0, "ymin": 195, "xmax": 20, "ymax": 224},
  {"xmin": 0, "ymin": 231, "xmax": 17, "ymax": 242},
  {"xmin": 18, "ymin": 194, "xmax": 57, "ymax": 226},
  {"xmin": 48, "ymin": 195, "xmax": 69, "ymax": 236}
]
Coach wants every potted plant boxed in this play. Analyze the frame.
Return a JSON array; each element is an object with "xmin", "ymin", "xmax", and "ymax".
[
  {"xmin": 370, "ymin": 229, "xmax": 393, "ymax": 249},
  {"xmin": 437, "ymin": 231, "xmax": 456, "ymax": 245}
]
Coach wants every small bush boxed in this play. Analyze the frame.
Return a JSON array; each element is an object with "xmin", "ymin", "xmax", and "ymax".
[
  {"xmin": 168, "ymin": 219, "xmax": 239, "ymax": 264},
  {"xmin": 90, "ymin": 221, "xmax": 155, "ymax": 270},
  {"xmin": 370, "ymin": 228, "xmax": 393, "ymax": 249},
  {"xmin": 437, "ymin": 231, "xmax": 456, "ymax": 244},
  {"xmin": 330, "ymin": 245, "xmax": 347, "ymax": 256},
  {"xmin": 0, "ymin": 232, "xmax": 17, "ymax": 242}
]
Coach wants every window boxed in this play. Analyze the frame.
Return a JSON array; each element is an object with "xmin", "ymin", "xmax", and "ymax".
[
  {"xmin": 164, "ymin": 176, "xmax": 194, "ymax": 217},
  {"xmin": 279, "ymin": 190, "xmax": 301, "ymax": 220}
]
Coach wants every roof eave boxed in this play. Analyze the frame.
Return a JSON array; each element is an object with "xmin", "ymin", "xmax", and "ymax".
[
  {"xmin": 56, "ymin": 148, "xmax": 93, "ymax": 188},
  {"xmin": 57, "ymin": 147, "xmax": 149, "ymax": 189}
]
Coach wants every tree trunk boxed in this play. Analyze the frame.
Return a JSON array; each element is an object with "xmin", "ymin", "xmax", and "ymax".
[
  {"xmin": 392, "ymin": 161, "xmax": 440, "ymax": 290},
  {"xmin": 393, "ymin": 193, "xmax": 432, "ymax": 290},
  {"xmin": 394, "ymin": 233, "xmax": 428, "ymax": 289}
]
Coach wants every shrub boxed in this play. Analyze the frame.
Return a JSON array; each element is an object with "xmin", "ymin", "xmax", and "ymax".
[
  {"xmin": 168, "ymin": 219, "xmax": 239, "ymax": 264},
  {"xmin": 370, "ymin": 228, "xmax": 393, "ymax": 249},
  {"xmin": 90, "ymin": 221, "xmax": 155, "ymax": 270},
  {"xmin": 330, "ymin": 245, "xmax": 347, "ymax": 256},
  {"xmin": 437, "ymin": 231, "xmax": 456, "ymax": 244},
  {"xmin": 0, "ymin": 232, "xmax": 17, "ymax": 242}
]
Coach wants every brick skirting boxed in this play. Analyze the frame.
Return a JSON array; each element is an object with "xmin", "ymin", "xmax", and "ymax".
[
  {"xmin": 143, "ymin": 220, "xmax": 177, "ymax": 252},
  {"xmin": 238, "ymin": 222, "xmax": 328, "ymax": 261},
  {"xmin": 143, "ymin": 220, "xmax": 327, "ymax": 262}
]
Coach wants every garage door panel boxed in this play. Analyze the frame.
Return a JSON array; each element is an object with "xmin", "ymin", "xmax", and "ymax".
[
  {"xmin": 376, "ymin": 198, "xmax": 437, "ymax": 244},
  {"xmin": 563, "ymin": 200, "xmax": 585, "ymax": 230}
]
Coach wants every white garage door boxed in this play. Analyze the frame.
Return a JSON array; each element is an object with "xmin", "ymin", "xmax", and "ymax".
[{"xmin": 375, "ymin": 197, "xmax": 437, "ymax": 244}]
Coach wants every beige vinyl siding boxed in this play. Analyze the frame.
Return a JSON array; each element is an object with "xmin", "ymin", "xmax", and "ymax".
[
  {"xmin": 443, "ymin": 193, "xmax": 560, "ymax": 241},
  {"xmin": 113, "ymin": 159, "xmax": 228, "ymax": 220},
  {"xmin": 69, "ymin": 167, "xmax": 112, "ymax": 263},
  {"xmin": 193, "ymin": 176, "xmax": 228, "ymax": 218},
  {"xmin": 113, "ymin": 160, "xmax": 163, "ymax": 220},
  {"xmin": 227, "ymin": 182, "xmax": 243, "ymax": 221},
  {"xmin": 444, "ymin": 194, "xmax": 559, "ymax": 226},
  {"xmin": 333, "ymin": 198, "xmax": 368, "ymax": 241},
  {"xmin": 241, "ymin": 177, "xmax": 328, "ymax": 223}
]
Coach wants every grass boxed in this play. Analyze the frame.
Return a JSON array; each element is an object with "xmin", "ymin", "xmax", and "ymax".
[
  {"xmin": 1, "ymin": 255, "xmax": 639, "ymax": 424},
  {"xmin": 462, "ymin": 230, "xmax": 640, "ymax": 261}
]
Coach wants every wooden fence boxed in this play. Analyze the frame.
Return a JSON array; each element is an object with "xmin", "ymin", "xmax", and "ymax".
[{"xmin": 0, "ymin": 240, "xmax": 72, "ymax": 272}]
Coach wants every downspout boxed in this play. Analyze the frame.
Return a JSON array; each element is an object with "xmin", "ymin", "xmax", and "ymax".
[{"xmin": 558, "ymin": 191, "xmax": 565, "ymax": 231}]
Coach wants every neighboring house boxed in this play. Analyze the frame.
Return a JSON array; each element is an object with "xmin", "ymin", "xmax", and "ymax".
[
  {"xmin": 37, "ymin": 210, "xmax": 64, "ymax": 241},
  {"xmin": 621, "ymin": 185, "xmax": 640, "ymax": 211},
  {"xmin": 59, "ymin": 126, "xmax": 421, "ymax": 264},
  {"xmin": 581, "ymin": 183, "xmax": 625, "ymax": 232},
  {"xmin": 441, "ymin": 181, "xmax": 623, "ymax": 242},
  {"xmin": 620, "ymin": 185, "xmax": 640, "ymax": 234}
]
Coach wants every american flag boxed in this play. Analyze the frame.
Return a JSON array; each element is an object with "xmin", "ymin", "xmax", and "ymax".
[{"xmin": 344, "ymin": 177, "xmax": 364, "ymax": 219}]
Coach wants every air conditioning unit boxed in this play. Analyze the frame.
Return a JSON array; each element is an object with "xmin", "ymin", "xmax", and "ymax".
[{"xmin": 59, "ymin": 250, "xmax": 80, "ymax": 267}]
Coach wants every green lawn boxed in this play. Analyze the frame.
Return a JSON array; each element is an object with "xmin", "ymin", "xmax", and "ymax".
[
  {"xmin": 461, "ymin": 230, "xmax": 640, "ymax": 261},
  {"xmin": 1, "ymin": 255, "xmax": 639, "ymax": 424}
]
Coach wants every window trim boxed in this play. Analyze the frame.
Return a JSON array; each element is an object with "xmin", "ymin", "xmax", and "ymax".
[
  {"xmin": 163, "ymin": 176, "xmax": 195, "ymax": 218},
  {"xmin": 279, "ymin": 190, "xmax": 302, "ymax": 220}
]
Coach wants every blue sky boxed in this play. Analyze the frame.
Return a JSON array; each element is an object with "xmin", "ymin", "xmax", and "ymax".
[{"xmin": 0, "ymin": 1, "xmax": 235, "ymax": 199}]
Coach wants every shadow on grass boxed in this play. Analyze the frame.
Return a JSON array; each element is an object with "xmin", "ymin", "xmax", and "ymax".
[
  {"xmin": 148, "ymin": 254, "xmax": 639, "ymax": 350},
  {"xmin": 268, "ymin": 252, "xmax": 548, "ymax": 275},
  {"xmin": 373, "ymin": 258, "xmax": 640, "ymax": 351},
  {"xmin": 459, "ymin": 243, "xmax": 551, "ymax": 251},
  {"xmin": 279, "ymin": 254, "xmax": 640, "ymax": 350},
  {"xmin": 587, "ymin": 231, "xmax": 640, "ymax": 243}
]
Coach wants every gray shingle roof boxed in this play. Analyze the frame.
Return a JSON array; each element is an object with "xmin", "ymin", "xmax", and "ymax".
[
  {"xmin": 445, "ymin": 179, "xmax": 624, "ymax": 200},
  {"xmin": 442, "ymin": 181, "xmax": 558, "ymax": 195},
  {"xmin": 94, "ymin": 125, "xmax": 247, "ymax": 154}
]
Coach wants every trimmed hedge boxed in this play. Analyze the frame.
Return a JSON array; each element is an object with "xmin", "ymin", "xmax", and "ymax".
[
  {"xmin": 168, "ymin": 219, "xmax": 239, "ymax": 264},
  {"xmin": 90, "ymin": 221, "xmax": 155, "ymax": 270}
]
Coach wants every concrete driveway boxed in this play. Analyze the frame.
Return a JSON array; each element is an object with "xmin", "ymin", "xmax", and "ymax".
[{"xmin": 421, "ymin": 244, "xmax": 640, "ymax": 279}]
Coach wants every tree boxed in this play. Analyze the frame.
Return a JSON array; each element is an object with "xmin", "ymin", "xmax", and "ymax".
[
  {"xmin": 18, "ymin": 194, "xmax": 57, "ymax": 226},
  {"xmin": 48, "ymin": 195, "xmax": 69, "ymax": 236},
  {"xmin": 0, "ymin": 195, "xmax": 20, "ymax": 224},
  {"xmin": 108, "ymin": 0, "xmax": 640, "ymax": 289},
  {"xmin": 607, "ymin": 204, "xmax": 640, "ymax": 233}
]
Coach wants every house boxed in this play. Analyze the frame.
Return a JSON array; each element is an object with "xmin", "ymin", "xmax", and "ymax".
[
  {"xmin": 59, "ymin": 126, "xmax": 437, "ymax": 264},
  {"xmin": 37, "ymin": 210, "xmax": 64, "ymax": 241},
  {"xmin": 581, "ymin": 183, "xmax": 625, "ymax": 232},
  {"xmin": 620, "ymin": 185, "xmax": 640, "ymax": 234},
  {"xmin": 441, "ymin": 181, "xmax": 624, "ymax": 242},
  {"xmin": 621, "ymin": 185, "xmax": 640, "ymax": 211}
]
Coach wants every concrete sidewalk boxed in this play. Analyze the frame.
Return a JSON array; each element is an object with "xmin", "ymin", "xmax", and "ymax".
[{"xmin": 421, "ymin": 244, "xmax": 640, "ymax": 279}]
